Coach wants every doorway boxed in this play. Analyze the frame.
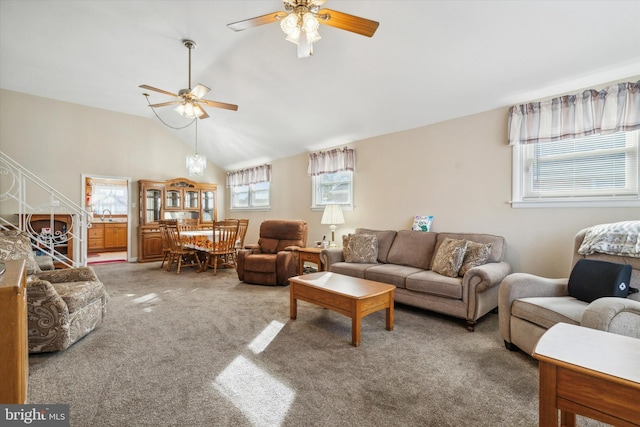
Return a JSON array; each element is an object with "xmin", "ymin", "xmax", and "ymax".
[{"xmin": 82, "ymin": 174, "xmax": 131, "ymax": 264}]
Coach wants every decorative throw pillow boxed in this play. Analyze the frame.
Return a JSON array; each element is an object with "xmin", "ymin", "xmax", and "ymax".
[
  {"xmin": 458, "ymin": 241, "xmax": 493, "ymax": 276},
  {"xmin": 411, "ymin": 215, "xmax": 434, "ymax": 232},
  {"xmin": 431, "ymin": 238, "xmax": 468, "ymax": 278},
  {"xmin": 343, "ymin": 234, "xmax": 379, "ymax": 263}
]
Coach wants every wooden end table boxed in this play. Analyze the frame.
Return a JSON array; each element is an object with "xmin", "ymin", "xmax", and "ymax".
[
  {"xmin": 289, "ymin": 271, "xmax": 395, "ymax": 347},
  {"xmin": 297, "ymin": 247, "xmax": 325, "ymax": 275},
  {"xmin": 532, "ymin": 323, "xmax": 640, "ymax": 427}
]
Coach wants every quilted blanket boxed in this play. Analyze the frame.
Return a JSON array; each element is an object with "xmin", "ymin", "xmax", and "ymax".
[{"xmin": 578, "ymin": 221, "xmax": 640, "ymax": 258}]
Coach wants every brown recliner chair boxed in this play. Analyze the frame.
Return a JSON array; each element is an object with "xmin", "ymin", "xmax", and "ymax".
[{"xmin": 237, "ymin": 220, "xmax": 308, "ymax": 286}]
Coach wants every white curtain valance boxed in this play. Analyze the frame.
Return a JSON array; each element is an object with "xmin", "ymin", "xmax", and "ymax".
[
  {"xmin": 307, "ymin": 147, "xmax": 355, "ymax": 176},
  {"xmin": 508, "ymin": 81, "xmax": 640, "ymax": 145},
  {"xmin": 226, "ymin": 164, "xmax": 271, "ymax": 187}
]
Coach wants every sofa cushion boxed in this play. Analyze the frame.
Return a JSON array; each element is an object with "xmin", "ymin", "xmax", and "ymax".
[
  {"xmin": 386, "ymin": 230, "xmax": 437, "ymax": 269},
  {"xmin": 355, "ymin": 229, "xmax": 397, "ymax": 263},
  {"xmin": 431, "ymin": 238, "xmax": 468, "ymax": 278},
  {"xmin": 406, "ymin": 270, "xmax": 463, "ymax": 299},
  {"xmin": 343, "ymin": 234, "xmax": 378, "ymax": 263},
  {"xmin": 0, "ymin": 230, "xmax": 41, "ymax": 275},
  {"xmin": 364, "ymin": 264, "xmax": 424, "ymax": 289},
  {"xmin": 330, "ymin": 262, "xmax": 375, "ymax": 279},
  {"xmin": 512, "ymin": 297, "xmax": 587, "ymax": 329},
  {"xmin": 459, "ymin": 241, "xmax": 493, "ymax": 277}
]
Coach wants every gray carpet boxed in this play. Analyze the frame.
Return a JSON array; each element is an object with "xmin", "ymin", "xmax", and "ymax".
[{"xmin": 27, "ymin": 262, "xmax": 608, "ymax": 426}]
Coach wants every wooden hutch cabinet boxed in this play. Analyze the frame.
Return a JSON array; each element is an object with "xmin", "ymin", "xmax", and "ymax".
[{"xmin": 138, "ymin": 178, "xmax": 217, "ymax": 262}]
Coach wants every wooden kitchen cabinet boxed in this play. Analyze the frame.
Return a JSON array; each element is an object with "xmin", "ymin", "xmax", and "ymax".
[
  {"xmin": 88, "ymin": 223, "xmax": 104, "ymax": 250},
  {"xmin": 105, "ymin": 223, "xmax": 127, "ymax": 249}
]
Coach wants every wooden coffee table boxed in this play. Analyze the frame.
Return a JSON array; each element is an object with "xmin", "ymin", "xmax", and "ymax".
[{"xmin": 289, "ymin": 271, "xmax": 395, "ymax": 347}]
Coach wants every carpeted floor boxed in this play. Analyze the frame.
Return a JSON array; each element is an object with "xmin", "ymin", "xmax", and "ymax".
[{"xmin": 27, "ymin": 262, "xmax": 609, "ymax": 426}]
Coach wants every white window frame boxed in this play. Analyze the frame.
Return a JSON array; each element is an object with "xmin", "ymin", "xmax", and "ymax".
[
  {"xmin": 511, "ymin": 130, "xmax": 640, "ymax": 208},
  {"xmin": 230, "ymin": 181, "xmax": 271, "ymax": 211},
  {"xmin": 311, "ymin": 171, "xmax": 354, "ymax": 210}
]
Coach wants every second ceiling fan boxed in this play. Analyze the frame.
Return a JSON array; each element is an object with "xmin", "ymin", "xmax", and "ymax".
[
  {"xmin": 140, "ymin": 39, "xmax": 238, "ymax": 120},
  {"xmin": 227, "ymin": 0, "xmax": 379, "ymax": 58}
]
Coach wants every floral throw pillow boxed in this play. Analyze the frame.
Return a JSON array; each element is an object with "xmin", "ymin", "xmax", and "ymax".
[
  {"xmin": 459, "ymin": 241, "xmax": 492, "ymax": 276},
  {"xmin": 431, "ymin": 238, "xmax": 468, "ymax": 278},
  {"xmin": 343, "ymin": 234, "xmax": 379, "ymax": 263}
]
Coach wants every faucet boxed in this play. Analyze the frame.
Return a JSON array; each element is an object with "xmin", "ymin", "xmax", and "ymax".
[{"xmin": 101, "ymin": 209, "xmax": 112, "ymax": 222}]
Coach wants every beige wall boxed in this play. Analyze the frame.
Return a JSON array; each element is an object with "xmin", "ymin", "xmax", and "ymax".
[
  {"xmin": 1, "ymin": 88, "xmax": 637, "ymax": 277},
  {"xmin": 0, "ymin": 89, "xmax": 228, "ymax": 259}
]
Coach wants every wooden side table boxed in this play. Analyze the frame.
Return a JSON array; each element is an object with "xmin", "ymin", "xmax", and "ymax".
[
  {"xmin": 297, "ymin": 247, "xmax": 325, "ymax": 275},
  {"xmin": 532, "ymin": 323, "xmax": 640, "ymax": 427}
]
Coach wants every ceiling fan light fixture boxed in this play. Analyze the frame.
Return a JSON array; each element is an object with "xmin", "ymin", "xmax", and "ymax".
[
  {"xmin": 175, "ymin": 101, "xmax": 203, "ymax": 119},
  {"xmin": 302, "ymin": 12, "xmax": 321, "ymax": 43},
  {"xmin": 281, "ymin": 13, "xmax": 301, "ymax": 43}
]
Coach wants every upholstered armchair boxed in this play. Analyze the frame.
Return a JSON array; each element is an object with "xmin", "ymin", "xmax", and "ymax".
[
  {"xmin": 499, "ymin": 222, "xmax": 640, "ymax": 356},
  {"xmin": 236, "ymin": 220, "xmax": 308, "ymax": 286},
  {"xmin": 0, "ymin": 229, "xmax": 109, "ymax": 353}
]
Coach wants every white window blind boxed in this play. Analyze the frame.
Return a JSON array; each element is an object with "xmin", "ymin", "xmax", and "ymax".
[{"xmin": 515, "ymin": 130, "xmax": 639, "ymax": 204}]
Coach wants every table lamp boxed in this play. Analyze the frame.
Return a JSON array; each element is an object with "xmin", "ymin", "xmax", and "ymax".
[{"xmin": 321, "ymin": 204, "xmax": 345, "ymax": 248}]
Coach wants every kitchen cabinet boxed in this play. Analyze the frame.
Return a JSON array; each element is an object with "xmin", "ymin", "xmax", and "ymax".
[{"xmin": 88, "ymin": 222, "xmax": 127, "ymax": 252}]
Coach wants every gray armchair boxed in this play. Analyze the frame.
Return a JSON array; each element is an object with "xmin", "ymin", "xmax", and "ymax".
[{"xmin": 499, "ymin": 223, "xmax": 640, "ymax": 355}]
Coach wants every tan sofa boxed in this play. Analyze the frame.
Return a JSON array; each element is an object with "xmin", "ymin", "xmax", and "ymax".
[
  {"xmin": 321, "ymin": 228, "xmax": 511, "ymax": 331},
  {"xmin": 499, "ymin": 223, "xmax": 640, "ymax": 356},
  {"xmin": 0, "ymin": 229, "xmax": 109, "ymax": 353}
]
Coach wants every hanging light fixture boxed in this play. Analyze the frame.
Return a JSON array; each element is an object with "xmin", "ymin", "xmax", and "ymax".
[
  {"xmin": 280, "ymin": 3, "xmax": 322, "ymax": 58},
  {"xmin": 186, "ymin": 119, "xmax": 206, "ymax": 176}
]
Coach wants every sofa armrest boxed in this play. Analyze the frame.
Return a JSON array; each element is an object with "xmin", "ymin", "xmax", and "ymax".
[
  {"xmin": 464, "ymin": 261, "xmax": 512, "ymax": 293},
  {"xmin": 35, "ymin": 266, "xmax": 99, "ymax": 284},
  {"xmin": 581, "ymin": 297, "xmax": 640, "ymax": 339},
  {"xmin": 320, "ymin": 248, "xmax": 344, "ymax": 270},
  {"xmin": 27, "ymin": 278, "xmax": 71, "ymax": 352},
  {"xmin": 497, "ymin": 273, "xmax": 569, "ymax": 343}
]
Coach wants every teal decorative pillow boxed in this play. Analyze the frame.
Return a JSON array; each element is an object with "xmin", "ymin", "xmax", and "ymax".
[
  {"xmin": 344, "ymin": 234, "xmax": 378, "ymax": 263},
  {"xmin": 431, "ymin": 238, "xmax": 468, "ymax": 277},
  {"xmin": 411, "ymin": 215, "xmax": 434, "ymax": 231},
  {"xmin": 458, "ymin": 241, "xmax": 492, "ymax": 276}
]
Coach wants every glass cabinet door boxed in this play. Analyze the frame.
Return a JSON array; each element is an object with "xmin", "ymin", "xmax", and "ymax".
[
  {"xmin": 185, "ymin": 190, "xmax": 199, "ymax": 209},
  {"xmin": 145, "ymin": 189, "xmax": 162, "ymax": 223},
  {"xmin": 201, "ymin": 191, "xmax": 215, "ymax": 221},
  {"xmin": 166, "ymin": 190, "xmax": 181, "ymax": 209}
]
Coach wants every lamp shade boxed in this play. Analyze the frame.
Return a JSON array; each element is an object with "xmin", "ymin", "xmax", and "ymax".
[{"xmin": 321, "ymin": 204, "xmax": 345, "ymax": 225}]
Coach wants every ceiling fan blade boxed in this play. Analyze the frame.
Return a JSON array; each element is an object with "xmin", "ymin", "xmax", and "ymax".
[
  {"xmin": 190, "ymin": 84, "xmax": 210, "ymax": 99},
  {"xmin": 139, "ymin": 85, "xmax": 179, "ymax": 98},
  {"xmin": 317, "ymin": 9, "xmax": 379, "ymax": 37},
  {"xmin": 227, "ymin": 11, "xmax": 287, "ymax": 31},
  {"xmin": 148, "ymin": 101, "xmax": 180, "ymax": 108},
  {"xmin": 200, "ymin": 99, "xmax": 239, "ymax": 111},
  {"xmin": 195, "ymin": 105, "xmax": 209, "ymax": 119}
]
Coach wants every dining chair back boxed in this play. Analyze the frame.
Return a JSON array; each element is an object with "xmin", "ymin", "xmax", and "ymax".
[
  {"xmin": 204, "ymin": 220, "xmax": 239, "ymax": 274},
  {"xmin": 166, "ymin": 220, "xmax": 201, "ymax": 274}
]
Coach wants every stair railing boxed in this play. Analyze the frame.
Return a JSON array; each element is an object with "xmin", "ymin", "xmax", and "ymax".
[{"xmin": 0, "ymin": 151, "xmax": 91, "ymax": 268}]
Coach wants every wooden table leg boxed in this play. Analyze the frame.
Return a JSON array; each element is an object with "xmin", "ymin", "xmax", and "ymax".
[
  {"xmin": 290, "ymin": 285, "xmax": 297, "ymax": 320},
  {"xmin": 352, "ymin": 314, "xmax": 361, "ymax": 347},
  {"xmin": 386, "ymin": 291, "xmax": 394, "ymax": 331},
  {"xmin": 560, "ymin": 410, "xmax": 575, "ymax": 427},
  {"xmin": 539, "ymin": 361, "xmax": 559, "ymax": 427}
]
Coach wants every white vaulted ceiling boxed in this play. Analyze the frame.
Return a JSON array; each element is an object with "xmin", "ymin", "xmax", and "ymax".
[{"xmin": 1, "ymin": 1, "xmax": 639, "ymax": 169}]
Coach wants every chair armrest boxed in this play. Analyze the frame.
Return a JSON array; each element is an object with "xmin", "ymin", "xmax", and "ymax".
[
  {"xmin": 581, "ymin": 297, "xmax": 640, "ymax": 339},
  {"xmin": 464, "ymin": 261, "xmax": 512, "ymax": 293},
  {"xmin": 320, "ymin": 248, "xmax": 344, "ymax": 270},
  {"xmin": 498, "ymin": 273, "xmax": 569, "ymax": 344},
  {"xmin": 36, "ymin": 266, "xmax": 100, "ymax": 284},
  {"xmin": 27, "ymin": 278, "xmax": 71, "ymax": 352},
  {"xmin": 282, "ymin": 245, "xmax": 302, "ymax": 252}
]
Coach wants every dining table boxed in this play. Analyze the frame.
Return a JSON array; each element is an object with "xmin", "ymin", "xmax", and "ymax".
[{"xmin": 180, "ymin": 229, "xmax": 234, "ymax": 272}]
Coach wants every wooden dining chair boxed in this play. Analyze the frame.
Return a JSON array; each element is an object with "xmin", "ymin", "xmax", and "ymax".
[
  {"xmin": 228, "ymin": 219, "xmax": 249, "ymax": 264},
  {"xmin": 158, "ymin": 219, "xmax": 173, "ymax": 269},
  {"xmin": 177, "ymin": 218, "xmax": 199, "ymax": 232},
  {"xmin": 166, "ymin": 220, "xmax": 201, "ymax": 274},
  {"xmin": 204, "ymin": 220, "xmax": 239, "ymax": 274}
]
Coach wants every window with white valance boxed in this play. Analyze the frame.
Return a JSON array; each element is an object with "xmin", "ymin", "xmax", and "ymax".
[
  {"xmin": 308, "ymin": 147, "xmax": 355, "ymax": 209},
  {"xmin": 509, "ymin": 81, "xmax": 640, "ymax": 208},
  {"xmin": 227, "ymin": 164, "xmax": 271, "ymax": 210}
]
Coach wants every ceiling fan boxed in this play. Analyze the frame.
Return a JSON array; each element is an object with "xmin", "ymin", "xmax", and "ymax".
[
  {"xmin": 139, "ymin": 39, "xmax": 238, "ymax": 120},
  {"xmin": 227, "ymin": 0, "xmax": 379, "ymax": 58}
]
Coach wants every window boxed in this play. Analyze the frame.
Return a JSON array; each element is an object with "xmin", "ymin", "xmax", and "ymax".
[
  {"xmin": 91, "ymin": 183, "xmax": 128, "ymax": 215},
  {"xmin": 312, "ymin": 171, "xmax": 353, "ymax": 209},
  {"xmin": 512, "ymin": 130, "xmax": 639, "ymax": 207},
  {"xmin": 230, "ymin": 181, "xmax": 270, "ymax": 210}
]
